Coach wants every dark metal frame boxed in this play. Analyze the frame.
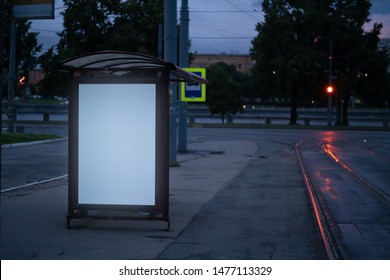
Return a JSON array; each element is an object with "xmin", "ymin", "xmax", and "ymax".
[{"xmin": 67, "ymin": 75, "xmax": 170, "ymax": 230}]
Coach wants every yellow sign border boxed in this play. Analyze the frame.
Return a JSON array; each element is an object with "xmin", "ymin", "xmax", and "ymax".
[{"xmin": 181, "ymin": 68, "xmax": 206, "ymax": 102}]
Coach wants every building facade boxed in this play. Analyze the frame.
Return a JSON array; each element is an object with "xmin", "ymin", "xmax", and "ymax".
[{"xmin": 190, "ymin": 54, "xmax": 254, "ymax": 74}]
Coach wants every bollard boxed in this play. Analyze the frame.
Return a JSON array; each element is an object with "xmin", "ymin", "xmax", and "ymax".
[
  {"xmin": 16, "ymin": 126, "xmax": 24, "ymax": 133},
  {"xmin": 227, "ymin": 114, "xmax": 233, "ymax": 124},
  {"xmin": 43, "ymin": 112, "xmax": 50, "ymax": 122},
  {"xmin": 189, "ymin": 116, "xmax": 195, "ymax": 125}
]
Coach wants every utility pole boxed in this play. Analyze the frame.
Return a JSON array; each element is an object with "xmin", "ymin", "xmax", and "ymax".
[
  {"xmin": 178, "ymin": 0, "xmax": 189, "ymax": 152},
  {"xmin": 7, "ymin": 18, "xmax": 17, "ymax": 133},
  {"xmin": 164, "ymin": 0, "xmax": 178, "ymax": 164},
  {"xmin": 1, "ymin": 0, "xmax": 4, "ymax": 188},
  {"xmin": 158, "ymin": 24, "xmax": 163, "ymax": 59},
  {"xmin": 327, "ymin": 39, "xmax": 333, "ymax": 126}
]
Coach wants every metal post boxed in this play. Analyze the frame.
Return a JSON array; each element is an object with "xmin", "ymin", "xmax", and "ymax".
[
  {"xmin": 335, "ymin": 87, "xmax": 342, "ymax": 126},
  {"xmin": 327, "ymin": 39, "xmax": 333, "ymax": 126},
  {"xmin": 7, "ymin": 19, "xmax": 17, "ymax": 133},
  {"xmin": 178, "ymin": 0, "xmax": 189, "ymax": 152},
  {"xmin": 158, "ymin": 24, "xmax": 163, "ymax": 59},
  {"xmin": 327, "ymin": 94, "xmax": 332, "ymax": 126},
  {"xmin": 164, "ymin": 0, "xmax": 178, "ymax": 164},
  {"xmin": 0, "ymin": 0, "xmax": 4, "ymax": 188}
]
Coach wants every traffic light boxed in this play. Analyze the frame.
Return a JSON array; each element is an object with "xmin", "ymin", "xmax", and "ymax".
[{"xmin": 326, "ymin": 85, "xmax": 334, "ymax": 94}]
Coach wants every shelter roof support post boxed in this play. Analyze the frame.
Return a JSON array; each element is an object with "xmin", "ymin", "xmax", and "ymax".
[{"xmin": 161, "ymin": 70, "xmax": 171, "ymax": 229}]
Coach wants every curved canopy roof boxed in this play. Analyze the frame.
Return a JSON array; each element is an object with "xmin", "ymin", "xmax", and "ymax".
[{"xmin": 58, "ymin": 50, "xmax": 208, "ymax": 84}]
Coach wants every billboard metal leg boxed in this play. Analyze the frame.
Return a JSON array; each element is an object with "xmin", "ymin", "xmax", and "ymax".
[
  {"xmin": 67, "ymin": 216, "xmax": 72, "ymax": 229},
  {"xmin": 164, "ymin": 220, "xmax": 171, "ymax": 232}
]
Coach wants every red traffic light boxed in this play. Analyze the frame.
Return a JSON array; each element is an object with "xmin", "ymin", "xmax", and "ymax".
[{"xmin": 326, "ymin": 85, "xmax": 334, "ymax": 94}]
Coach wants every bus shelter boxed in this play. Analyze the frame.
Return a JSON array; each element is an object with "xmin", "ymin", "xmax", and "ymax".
[{"xmin": 58, "ymin": 51, "xmax": 208, "ymax": 230}]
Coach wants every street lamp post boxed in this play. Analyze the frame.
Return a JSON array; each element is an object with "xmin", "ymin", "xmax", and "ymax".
[
  {"xmin": 7, "ymin": 19, "xmax": 17, "ymax": 133},
  {"xmin": 327, "ymin": 39, "xmax": 333, "ymax": 127},
  {"xmin": 164, "ymin": 0, "xmax": 178, "ymax": 165},
  {"xmin": 178, "ymin": 0, "xmax": 189, "ymax": 153}
]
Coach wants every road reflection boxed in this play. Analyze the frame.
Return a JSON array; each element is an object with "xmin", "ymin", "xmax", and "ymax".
[{"xmin": 322, "ymin": 143, "xmax": 353, "ymax": 173}]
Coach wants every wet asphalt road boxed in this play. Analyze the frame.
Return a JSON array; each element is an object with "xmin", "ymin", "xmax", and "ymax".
[
  {"xmin": 1, "ymin": 140, "xmax": 68, "ymax": 190},
  {"xmin": 2, "ymin": 125, "xmax": 389, "ymax": 193},
  {"xmin": 1, "ymin": 125, "xmax": 68, "ymax": 190},
  {"xmin": 159, "ymin": 139, "xmax": 327, "ymax": 259},
  {"xmin": 159, "ymin": 128, "xmax": 390, "ymax": 259},
  {"xmin": 1, "ymin": 125, "xmax": 389, "ymax": 259}
]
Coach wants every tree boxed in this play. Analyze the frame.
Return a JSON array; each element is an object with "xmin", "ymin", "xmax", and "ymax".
[
  {"xmin": 329, "ymin": 1, "xmax": 388, "ymax": 124},
  {"xmin": 206, "ymin": 62, "xmax": 243, "ymax": 123},
  {"xmin": 109, "ymin": 0, "xmax": 163, "ymax": 54},
  {"xmin": 251, "ymin": 0, "xmax": 388, "ymax": 125},
  {"xmin": 357, "ymin": 26, "xmax": 389, "ymax": 107},
  {"xmin": 56, "ymin": 0, "xmax": 119, "ymax": 58},
  {"xmin": 251, "ymin": 0, "xmax": 328, "ymax": 124},
  {"xmin": 38, "ymin": 0, "xmax": 120, "ymax": 97},
  {"xmin": 38, "ymin": 47, "xmax": 67, "ymax": 98},
  {"xmin": 39, "ymin": 0, "xmax": 164, "ymax": 97}
]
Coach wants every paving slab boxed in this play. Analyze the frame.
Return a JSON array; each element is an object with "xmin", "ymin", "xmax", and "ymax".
[{"xmin": 1, "ymin": 141, "xmax": 256, "ymax": 260}]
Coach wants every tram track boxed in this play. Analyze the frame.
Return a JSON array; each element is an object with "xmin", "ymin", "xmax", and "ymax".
[
  {"xmin": 295, "ymin": 140, "xmax": 390, "ymax": 260},
  {"xmin": 295, "ymin": 142, "xmax": 343, "ymax": 260},
  {"xmin": 322, "ymin": 143, "xmax": 390, "ymax": 208}
]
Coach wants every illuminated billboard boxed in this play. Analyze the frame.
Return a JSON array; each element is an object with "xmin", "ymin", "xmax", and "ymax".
[{"xmin": 78, "ymin": 84, "xmax": 156, "ymax": 206}]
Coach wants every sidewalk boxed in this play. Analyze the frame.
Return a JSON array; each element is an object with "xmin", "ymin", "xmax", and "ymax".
[{"xmin": 0, "ymin": 140, "xmax": 256, "ymax": 260}]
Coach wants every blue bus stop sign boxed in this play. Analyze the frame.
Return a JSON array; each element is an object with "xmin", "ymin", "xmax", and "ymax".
[{"xmin": 181, "ymin": 68, "xmax": 206, "ymax": 102}]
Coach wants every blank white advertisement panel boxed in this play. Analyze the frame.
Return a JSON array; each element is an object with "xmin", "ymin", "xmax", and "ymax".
[{"xmin": 78, "ymin": 84, "xmax": 156, "ymax": 206}]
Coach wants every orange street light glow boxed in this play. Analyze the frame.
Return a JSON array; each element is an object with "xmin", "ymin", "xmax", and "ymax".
[{"xmin": 19, "ymin": 76, "xmax": 26, "ymax": 84}]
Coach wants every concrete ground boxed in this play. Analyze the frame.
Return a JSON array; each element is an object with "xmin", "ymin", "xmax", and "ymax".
[{"xmin": 0, "ymin": 139, "xmax": 326, "ymax": 260}]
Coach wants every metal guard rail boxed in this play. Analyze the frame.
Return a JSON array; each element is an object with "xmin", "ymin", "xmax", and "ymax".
[{"xmin": 2, "ymin": 112, "xmax": 389, "ymax": 128}]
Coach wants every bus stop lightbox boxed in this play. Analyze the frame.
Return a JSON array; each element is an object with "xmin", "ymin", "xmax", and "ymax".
[
  {"xmin": 67, "ymin": 78, "xmax": 169, "ymax": 229},
  {"xmin": 59, "ymin": 51, "xmax": 208, "ymax": 230}
]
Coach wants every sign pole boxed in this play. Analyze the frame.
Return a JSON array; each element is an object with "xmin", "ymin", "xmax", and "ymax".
[
  {"xmin": 164, "ymin": 0, "xmax": 178, "ymax": 164},
  {"xmin": 178, "ymin": 0, "xmax": 189, "ymax": 153},
  {"xmin": 7, "ymin": 19, "xmax": 17, "ymax": 133},
  {"xmin": 327, "ymin": 39, "xmax": 333, "ymax": 127}
]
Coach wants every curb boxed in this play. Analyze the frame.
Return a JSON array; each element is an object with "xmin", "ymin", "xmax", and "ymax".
[
  {"xmin": 1, "ymin": 174, "xmax": 68, "ymax": 193},
  {"xmin": 1, "ymin": 137, "xmax": 68, "ymax": 149}
]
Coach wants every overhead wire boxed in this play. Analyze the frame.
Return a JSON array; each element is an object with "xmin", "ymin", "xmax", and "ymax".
[
  {"xmin": 223, "ymin": 0, "xmax": 262, "ymax": 21},
  {"xmin": 188, "ymin": 0, "xmax": 260, "ymax": 53}
]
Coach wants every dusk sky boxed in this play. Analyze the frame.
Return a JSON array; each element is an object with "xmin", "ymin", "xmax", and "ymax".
[{"xmin": 31, "ymin": 0, "xmax": 390, "ymax": 55}]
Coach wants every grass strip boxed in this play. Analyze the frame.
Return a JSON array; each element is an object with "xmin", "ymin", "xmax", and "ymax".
[{"xmin": 1, "ymin": 133, "xmax": 62, "ymax": 145}]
